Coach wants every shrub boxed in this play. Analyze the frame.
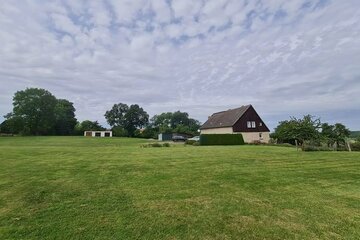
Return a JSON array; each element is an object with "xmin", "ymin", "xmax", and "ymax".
[
  {"xmin": 151, "ymin": 143, "xmax": 162, "ymax": 147},
  {"xmin": 302, "ymin": 145, "xmax": 333, "ymax": 151},
  {"xmin": 200, "ymin": 134, "xmax": 245, "ymax": 146},
  {"xmin": 185, "ymin": 139, "xmax": 196, "ymax": 145},
  {"xmin": 162, "ymin": 143, "xmax": 171, "ymax": 147},
  {"xmin": 112, "ymin": 126, "xmax": 128, "ymax": 137},
  {"xmin": 350, "ymin": 142, "xmax": 360, "ymax": 151},
  {"xmin": 192, "ymin": 142, "xmax": 200, "ymax": 146},
  {"xmin": 141, "ymin": 143, "xmax": 163, "ymax": 148}
]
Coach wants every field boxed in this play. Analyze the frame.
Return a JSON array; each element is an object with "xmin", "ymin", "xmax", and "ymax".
[{"xmin": 0, "ymin": 137, "xmax": 359, "ymax": 239}]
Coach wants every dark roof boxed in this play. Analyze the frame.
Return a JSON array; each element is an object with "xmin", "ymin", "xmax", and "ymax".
[{"xmin": 200, "ymin": 105, "xmax": 251, "ymax": 129}]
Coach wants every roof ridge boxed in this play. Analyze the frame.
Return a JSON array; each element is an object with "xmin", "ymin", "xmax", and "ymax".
[
  {"xmin": 212, "ymin": 104, "xmax": 250, "ymax": 115},
  {"xmin": 231, "ymin": 105, "xmax": 251, "ymax": 125},
  {"xmin": 200, "ymin": 105, "xmax": 251, "ymax": 130}
]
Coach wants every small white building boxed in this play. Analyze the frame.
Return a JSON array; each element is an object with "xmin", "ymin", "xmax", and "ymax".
[{"xmin": 84, "ymin": 131, "xmax": 112, "ymax": 137}]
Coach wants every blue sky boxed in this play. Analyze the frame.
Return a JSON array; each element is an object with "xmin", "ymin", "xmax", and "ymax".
[{"xmin": 0, "ymin": 0, "xmax": 359, "ymax": 130}]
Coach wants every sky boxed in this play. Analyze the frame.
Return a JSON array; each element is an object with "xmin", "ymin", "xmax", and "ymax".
[{"xmin": 0, "ymin": 0, "xmax": 359, "ymax": 131}]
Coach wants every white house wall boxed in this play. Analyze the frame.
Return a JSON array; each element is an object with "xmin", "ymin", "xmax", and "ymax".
[{"xmin": 240, "ymin": 132, "xmax": 270, "ymax": 143}]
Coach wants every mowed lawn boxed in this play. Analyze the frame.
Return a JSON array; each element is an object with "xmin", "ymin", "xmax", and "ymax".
[{"xmin": 0, "ymin": 137, "xmax": 359, "ymax": 239}]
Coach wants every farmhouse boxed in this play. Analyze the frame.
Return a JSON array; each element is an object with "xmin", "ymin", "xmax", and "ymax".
[
  {"xmin": 200, "ymin": 105, "xmax": 270, "ymax": 143},
  {"xmin": 84, "ymin": 131, "xmax": 112, "ymax": 137}
]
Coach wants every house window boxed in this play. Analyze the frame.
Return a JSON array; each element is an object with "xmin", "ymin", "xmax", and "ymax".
[
  {"xmin": 259, "ymin": 122, "xmax": 262, "ymax": 126},
  {"xmin": 247, "ymin": 121, "xmax": 256, "ymax": 128},
  {"xmin": 259, "ymin": 133, "xmax": 263, "ymax": 139}
]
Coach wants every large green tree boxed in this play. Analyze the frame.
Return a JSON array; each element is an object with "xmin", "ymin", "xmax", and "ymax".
[
  {"xmin": 149, "ymin": 111, "xmax": 201, "ymax": 136},
  {"xmin": 104, "ymin": 103, "xmax": 129, "ymax": 127},
  {"xmin": 9, "ymin": 88, "xmax": 57, "ymax": 135},
  {"xmin": 272, "ymin": 115, "xmax": 321, "ymax": 145},
  {"xmin": 104, "ymin": 103, "xmax": 149, "ymax": 137},
  {"xmin": 5, "ymin": 88, "xmax": 78, "ymax": 135},
  {"xmin": 321, "ymin": 123, "xmax": 350, "ymax": 147},
  {"xmin": 54, "ymin": 99, "xmax": 77, "ymax": 135}
]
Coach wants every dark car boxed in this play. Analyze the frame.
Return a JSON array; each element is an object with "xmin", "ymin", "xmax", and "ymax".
[{"xmin": 172, "ymin": 135, "xmax": 187, "ymax": 142}]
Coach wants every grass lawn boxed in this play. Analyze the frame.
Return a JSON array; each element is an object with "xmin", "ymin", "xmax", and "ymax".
[{"xmin": 0, "ymin": 137, "xmax": 359, "ymax": 239}]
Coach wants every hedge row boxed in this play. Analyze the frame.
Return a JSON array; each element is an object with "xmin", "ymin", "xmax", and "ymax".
[{"xmin": 200, "ymin": 134, "xmax": 245, "ymax": 145}]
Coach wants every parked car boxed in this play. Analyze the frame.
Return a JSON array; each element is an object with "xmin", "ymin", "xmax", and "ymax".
[
  {"xmin": 188, "ymin": 136, "xmax": 200, "ymax": 141},
  {"xmin": 172, "ymin": 136, "xmax": 187, "ymax": 142}
]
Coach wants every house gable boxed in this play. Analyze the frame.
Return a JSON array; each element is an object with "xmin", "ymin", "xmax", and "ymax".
[{"xmin": 232, "ymin": 105, "xmax": 270, "ymax": 132}]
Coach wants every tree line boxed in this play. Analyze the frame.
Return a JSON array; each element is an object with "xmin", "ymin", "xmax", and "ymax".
[
  {"xmin": 1, "ymin": 88, "xmax": 355, "ymax": 149},
  {"xmin": 271, "ymin": 114, "xmax": 353, "ymax": 150},
  {"xmin": 0, "ymin": 88, "xmax": 201, "ymax": 137}
]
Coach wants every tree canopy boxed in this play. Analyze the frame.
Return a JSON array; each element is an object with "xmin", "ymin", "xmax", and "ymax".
[
  {"xmin": 104, "ymin": 103, "xmax": 149, "ymax": 137},
  {"xmin": 54, "ymin": 99, "xmax": 77, "ymax": 135},
  {"xmin": 3, "ymin": 88, "xmax": 77, "ymax": 135},
  {"xmin": 272, "ymin": 115, "xmax": 321, "ymax": 145},
  {"xmin": 272, "ymin": 115, "xmax": 350, "ymax": 148},
  {"xmin": 149, "ymin": 111, "xmax": 201, "ymax": 136},
  {"xmin": 74, "ymin": 120, "xmax": 105, "ymax": 135}
]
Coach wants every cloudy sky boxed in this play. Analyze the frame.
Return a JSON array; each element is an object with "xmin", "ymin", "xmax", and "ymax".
[{"xmin": 1, "ymin": 0, "xmax": 359, "ymax": 130}]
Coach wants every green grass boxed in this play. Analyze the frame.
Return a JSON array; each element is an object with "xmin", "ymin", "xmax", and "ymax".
[{"xmin": 0, "ymin": 137, "xmax": 359, "ymax": 239}]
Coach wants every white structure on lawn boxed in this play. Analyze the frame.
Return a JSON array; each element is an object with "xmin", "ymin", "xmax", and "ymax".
[{"xmin": 84, "ymin": 131, "xmax": 112, "ymax": 137}]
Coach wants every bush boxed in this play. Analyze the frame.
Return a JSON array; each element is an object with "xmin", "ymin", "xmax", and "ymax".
[
  {"xmin": 112, "ymin": 126, "xmax": 128, "ymax": 137},
  {"xmin": 151, "ymin": 143, "xmax": 162, "ymax": 147},
  {"xmin": 350, "ymin": 142, "xmax": 360, "ymax": 151},
  {"xmin": 200, "ymin": 134, "xmax": 245, "ymax": 146},
  {"xmin": 192, "ymin": 142, "xmax": 200, "ymax": 146},
  {"xmin": 140, "ymin": 142, "xmax": 171, "ymax": 148},
  {"xmin": 185, "ymin": 139, "xmax": 197, "ymax": 145},
  {"xmin": 302, "ymin": 145, "xmax": 333, "ymax": 151}
]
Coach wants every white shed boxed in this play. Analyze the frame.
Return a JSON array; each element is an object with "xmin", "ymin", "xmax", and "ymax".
[{"xmin": 84, "ymin": 131, "xmax": 112, "ymax": 137}]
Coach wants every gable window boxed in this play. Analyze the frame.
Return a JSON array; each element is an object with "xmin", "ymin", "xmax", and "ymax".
[
  {"xmin": 247, "ymin": 121, "xmax": 252, "ymax": 128},
  {"xmin": 259, "ymin": 122, "xmax": 262, "ymax": 126},
  {"xmin": 251, "ymin": 121, "xmax": 256, "ymax": 128}
]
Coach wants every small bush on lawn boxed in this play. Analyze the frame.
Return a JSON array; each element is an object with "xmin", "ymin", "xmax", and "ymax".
[
  {"xmin": 151, "ymin": 143, "xmax": 162, "ymax": 147},
  {"xmin": 200, "ymin": 134, "xmax": 245, "ymax": 146},
  {"xmin": 185, "ymin": 140, "xmax": 197, "ymax": 145},
  {"xmin": 192, "ymin": 142, "xmax": 200, "ymax": 146},
  {"xmin": 141, "ymin": 143, "xmax": 166, "ymax": 148},
  {"xmin": 302, "ymin": 145, "xmax": 333, "ymax": 151}
]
